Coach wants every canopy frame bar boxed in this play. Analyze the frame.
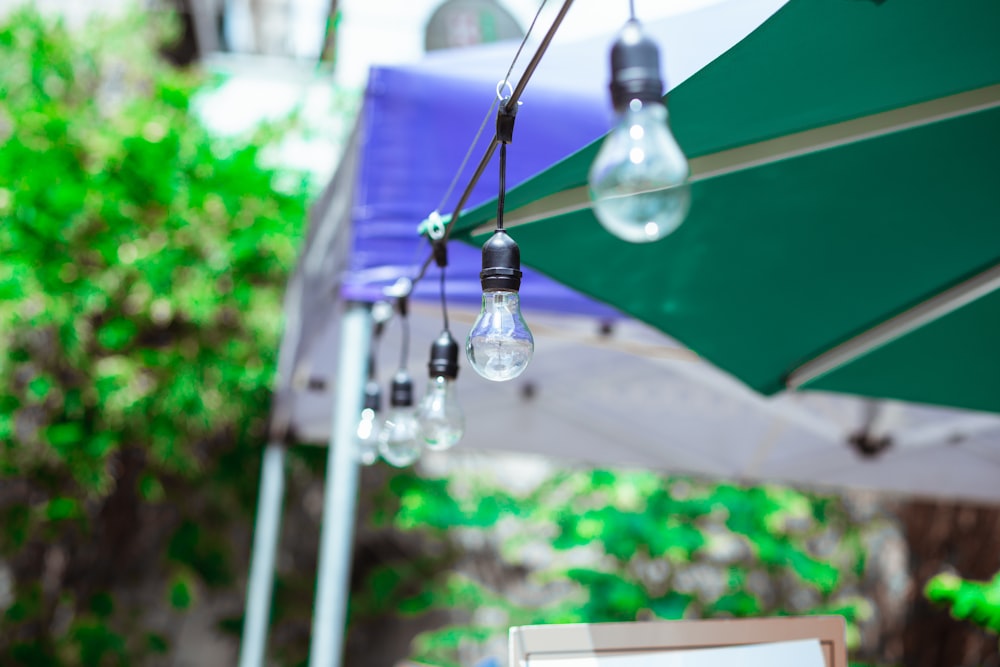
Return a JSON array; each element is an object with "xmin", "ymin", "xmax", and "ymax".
[
  {"xmin": 308, "ymin": 302, "xmax": 372, "ymax": 667},
  {"xmin": 238, "ymin": 442, "xmax": 288, "ymax": 667},
  {"xmin": 787, "ymin": 262, "xmax": 1000, "ymax": 390}
]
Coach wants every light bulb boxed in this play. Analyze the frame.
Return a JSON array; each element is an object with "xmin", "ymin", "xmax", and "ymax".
[
  {"xmin": 588, "ymin": 19, "xmax": 690, "ymax": 244},
  {"xmin": 418, "ymin": 376, "xmax": 465, "ymax": 450},
  {"xmin": 355, "ymin": 381, "xmax": 382, "ymax": 466},
  {"xmin": 417, "ymin": 330, "xmax": 465, "ymax": 449},
  {"xmin": 466, "ymin": 229, "xmax": 533, "ymax": 381},
  {"xmin": 467, "ymin": 291, "xmax": 533, "ymax": 381},
  {"xmin": 378, "ymin": 371, "xmax": 422, "ymax": 467}
]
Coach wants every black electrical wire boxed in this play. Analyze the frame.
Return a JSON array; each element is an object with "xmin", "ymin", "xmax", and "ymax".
[
  {"xmin": 397, "ymin": 297, "xmax": 410, "ymax": 371},
  {"xmin": 629, "ymin": 0, "xmax": 636, "ymax": 20},
  {"xmin": 367, "ymin": 329, "xmax": 379, "ymax": 380},
  {"xmin": 496, "ymin": 143, "xmax": 507, "ymax": 231},
  {"xmin": 439, "ymin": 266, "xmax": 450, "ymax": 332}
]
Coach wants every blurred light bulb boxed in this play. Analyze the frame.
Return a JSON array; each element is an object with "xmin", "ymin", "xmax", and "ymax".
[
  {"xmin": 378, "ymin": 371, "xmax": 422, "ymax": 467},
  {"xmin": 355, "ymin": 408, "xmax": 381, "ymax": 465},
  {"xmin": 466, "ymin": 230, "xmax": 534, "ymax": 382},
  {"xmin": 418, "ymin": 331, "xmax": 465, "ymax": 449},
  {"xmin": 355, "ymin": 381, "xmax": 382, "ymax": 466},
  {"xmin": 589, "ymin": 99, "xmax": 689, "ymax": 242},
  {"xmin": 418, "ymin": 376, "xmax": 464, "ymax": 450},
  {"xmin": 588, "ymin": 20, "xmax": 690, "ymax": 244}
]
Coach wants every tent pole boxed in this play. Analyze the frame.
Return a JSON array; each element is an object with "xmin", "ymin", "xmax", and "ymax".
[
  {"xmin": 309, "ymin": 302, "xmax": 372, "ymax": 667},
  {"xmin": 238, "ymin": 442, "xmax": 288, "ymax": 667}
]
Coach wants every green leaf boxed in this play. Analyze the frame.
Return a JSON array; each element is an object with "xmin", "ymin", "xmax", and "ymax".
[
  {"xmin": 650, "ymin": 592, "xmax": 693, "ymax": 619},
  {"xmin": 97, "ymin": 318, "xmax": 137, "ymax": 350},
  {"xmin": 27, "ymin": 374, "xmax": 53, "ymax": 401},
  {"xmin": 45, "ymin": 422, "xmax": 84, "ymax": 452},
  {"xmin": 44, "ymin": 496, "xmax": 81, "ymax": 520},
  {"xmin": 710, "ymin": 591, "xmax": 762, "ymax": 617},
  {"xmin": 168, "ymin": 573, "xmax": 194, "ymax": 610},
  {"xmin": 89, "ymin": 592, "xmax": 114, "ymax": 617},
  {"xmin": 147, "ymin": 632, "xmax": 169, "ymax": 654}
]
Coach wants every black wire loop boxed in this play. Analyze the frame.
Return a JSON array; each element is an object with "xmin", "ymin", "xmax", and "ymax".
[
  {"xmin": 497, "ymin": 143, "xmax": 508, "ymax": 231},
  {"xmin": 432, "ymin": 240, "xmax": 448, "ymax": 268},
  {"xmin": 497, "ymin": 103, "xmax": 517, "ymax": 145}
]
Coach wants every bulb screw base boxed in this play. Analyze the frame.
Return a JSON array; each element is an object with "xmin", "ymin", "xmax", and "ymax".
[
  {"xmin": 609, "ymin": 19, "xmax": 664, "ymax": 110},
  {"xmin": 428, "ymin": 330, "xmax": 460, "ymax": 380},
  {"xmin": 480, "ymin": 229, "xmax": 522, "ymax": 292},
  {"xmin": 390, "ymin": 370, "xmax": 414, "ymax": 407},
  {"xmin": 363, "ymin": 380, "xmax": 382, "ymax": 411}
]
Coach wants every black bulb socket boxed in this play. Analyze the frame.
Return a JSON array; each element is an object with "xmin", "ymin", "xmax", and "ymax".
[
  {"xmin": 609, "ymin": 19, "xmax": 664, "ymax": 110},
  {"xmin": 480, "ymin": 229, "xmax": 522, "ymax": 292},
  {"xmin": 428, "ymin": 330, "xmax": 460, "ymax": 380},
  {"xmin": 362, "ymin": 380, "xmax": 381, "ymax": 412},
  {"xmin": 390, "ymin": 370, "xmax": 414, "ymax": 407}
]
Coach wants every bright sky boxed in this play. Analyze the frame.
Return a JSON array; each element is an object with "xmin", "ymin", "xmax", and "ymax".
[
  {"xmin": 196, "ymin": 0, "xmax": 730, "ymax": 181},
  {"xmin": 336, "ymin": 0, "xmax": 727, "ymax": 87}
]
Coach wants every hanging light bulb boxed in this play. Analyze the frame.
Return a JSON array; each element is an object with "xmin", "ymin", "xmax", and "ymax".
[
  {"xmin": 355, "ymin": 381, "xmax": 383, "ymax": 466},
  {"xmin": 378, "ymin": 370, "xmax": 422, "ymax": 467},
  {"xmin": 418, "ymin": 330, "xmax": 465, "ymax": 450},
  {"xmin": 588, "ymin": 19, "xmax": 690, "ymax": 244},
  {"xmin": 466, "ymin": 230, "xmax": 533, "ymax": 381}
]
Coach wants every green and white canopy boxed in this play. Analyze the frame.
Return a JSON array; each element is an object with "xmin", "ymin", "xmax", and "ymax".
[{"xmin": 454, "ymin": 0, "xmax": 1000, "ymax": 414}]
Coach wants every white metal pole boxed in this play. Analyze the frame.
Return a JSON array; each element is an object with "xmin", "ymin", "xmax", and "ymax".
[
  {"xmin": 309, "ymin": 302, "xmax": 372, "ymax": 667},
  {"xmin": 239, "ymin": 442, "xmax": 288, "ymax": 667}
]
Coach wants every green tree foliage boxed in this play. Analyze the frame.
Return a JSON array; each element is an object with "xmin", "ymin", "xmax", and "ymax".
[
  {"xmin": 0, "ymin": 8, "xmax": 308, "ymax": 664},
  {"xmin": 925, "ymin": 571, "xmax": 1000, "ymax": 636},
  {"xmin": 357, "ymin": 464, "xmax": 878, "ymax": 667}
]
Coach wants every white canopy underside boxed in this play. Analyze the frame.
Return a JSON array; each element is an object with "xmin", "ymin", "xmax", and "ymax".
[{"xmin": 282, "ymin": 301, "xmax": 1000, "ymax": 504}]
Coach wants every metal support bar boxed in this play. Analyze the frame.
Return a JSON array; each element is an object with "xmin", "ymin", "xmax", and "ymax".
[
  {"xmin": 189, "ymin": 0, "xmax": 221, "ymax": 56},
  {"xmin": 239, "ymin": 442, "xmax": 288, "ymax": 667},
  {"xmin": 788, "ymin": 262, "xmax": 1000, "ymax": 389},
  {"xmin": 503, "ymin": 0, "xmax": 575, "ymax": 115},
  {"xmin": 309, "ymin": 302, "xmax": 373, "ymax": 667}
]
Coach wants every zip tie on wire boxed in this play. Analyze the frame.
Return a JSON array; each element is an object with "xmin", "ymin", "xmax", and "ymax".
[
  {"xmin": 383, "ymin": 276, "xmax": 413, "ymax": 299},
  {"xmin": 419, "ymin": 211, "xmax": 447, "ymax": 240},
  {"xmin": 417, "ymin": 212, "xmax": 451, "ymax": 269}
]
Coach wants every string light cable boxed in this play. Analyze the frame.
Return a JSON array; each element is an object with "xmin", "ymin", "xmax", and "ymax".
[{"xmin": 411, "ymin": 0, "xmax": 576, "ymax": 290}]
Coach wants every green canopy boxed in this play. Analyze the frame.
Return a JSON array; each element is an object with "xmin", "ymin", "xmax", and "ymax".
[{"xmin": 453, "ymin": 0, "xmax": 1000, "ymax": 413}]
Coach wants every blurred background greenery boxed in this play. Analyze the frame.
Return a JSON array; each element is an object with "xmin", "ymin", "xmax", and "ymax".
[
  {"xmin": 0, "ymin": 6, "xmax": 308, "ymax": 664},
  {"xmin": 0, "ymin": 5, "xmax": 997, "ymax": 667}
]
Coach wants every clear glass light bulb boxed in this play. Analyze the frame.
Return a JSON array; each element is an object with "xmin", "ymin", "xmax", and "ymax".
[
  {"xmin": 417, "ymin": 375, "xmax": 465, "ymax": 450},
  {"xmin": 588, "ymin": 98, "xmax": 690, "ymax": 243},
  {"xmin": 355, "ymin": 407, "xmax": 382, "ymax": 466},
  {"xmin": 466, "ymin": 290, "xmax": 534, "ymax": 381},
  {"xmin": 378, "ymin": 407, "xmax": 422, "ymax": 467}
]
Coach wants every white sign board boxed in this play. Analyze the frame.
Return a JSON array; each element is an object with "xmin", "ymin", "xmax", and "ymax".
[
  {"xmin": 521, "ymin": 639, "xmax": 824, "ymax": 667},
  {"xmin": 510, "ymin": 617, "xmax": 847, "ymax": 667}
]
